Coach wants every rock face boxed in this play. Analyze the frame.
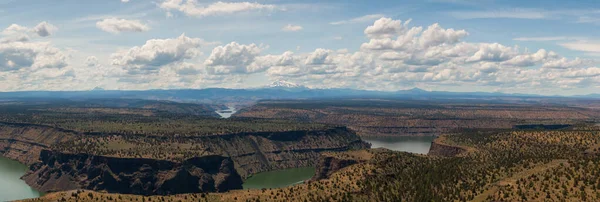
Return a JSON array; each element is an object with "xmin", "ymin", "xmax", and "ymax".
[
  {"xmin": 0, "ymin": 122, "xmax": 368, "ymax": 195},
  {"xmin": 200, "ymin": 127, "xmax": 370, "ymax": 178},
  {"xmin": 22, "ymin": 150, "xmax": 242, "ymax": 195},
  {"xmin": 427, "ymin": 139, "xmax": 466, "ymax": 157},
  {"xmin": 311, "ymin": 156, "xmax": 360, "ymax": 181},
  {"xmin": 0, "ymin": 123, "xmax": 76, "ymax": 165}
]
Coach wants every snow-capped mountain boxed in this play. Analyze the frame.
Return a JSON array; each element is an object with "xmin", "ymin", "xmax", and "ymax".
[{"xmin": 266, "ymin": 80, "xmax": 306, "ymax": 89}]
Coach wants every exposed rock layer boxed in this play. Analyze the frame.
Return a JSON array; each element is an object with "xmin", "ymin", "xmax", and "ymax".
[
  {"xmin": 22, "ymin": 150, "xmax": 242, "ymax": 195},
  {"xmin": 0, "ymin": 122, "xmax": 368, "ymax": 194},
  {"xmin": 427, "ymin": 139, "xmax": 467, "ymax": 157}
]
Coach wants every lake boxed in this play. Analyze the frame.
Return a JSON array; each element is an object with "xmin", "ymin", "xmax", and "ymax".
[
  {"xmin": 362, "ymin": 135, "xmax": 435, "ymax": 154},
  {"xmin": 243, "ymin": 167, "xmax": 315, "ymax": 190},
  {"xmin": 0, "ymin": 156, "xmax": 42, "ymax": 201},
  {"xmin": 216, "ymin": 107, "xmax": 237, "ymax": 118}
]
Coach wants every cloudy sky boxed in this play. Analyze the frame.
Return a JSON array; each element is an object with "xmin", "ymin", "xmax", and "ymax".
[{"xmin": 0, "ymin": 0, "xmax": 599, "ymax": 95}]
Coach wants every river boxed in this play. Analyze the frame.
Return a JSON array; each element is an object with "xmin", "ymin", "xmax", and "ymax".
[
  {"xmin": 216, "ymin": 107, "xmax": 237, "ymax": 118},
  {"xmin": 361, "ymin": 135, "xmax": 435, "ymax": 154},
  {"xmin": 0, "ymin": 156, "xmax": 42, "ymax": 201},
  {"xmin": 242, "ymin": 167, "xmax": 315, "ymax": 189}
]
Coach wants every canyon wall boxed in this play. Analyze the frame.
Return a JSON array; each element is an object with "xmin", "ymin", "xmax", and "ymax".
[{"xmin": 22, "ymin": 150, "xmax": 242, "ymax": 195}]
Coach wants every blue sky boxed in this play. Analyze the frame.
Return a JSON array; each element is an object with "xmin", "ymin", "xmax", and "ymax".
[{"xmin": 0, "ymin": 0, "xmax": 599, "ymax": 95}]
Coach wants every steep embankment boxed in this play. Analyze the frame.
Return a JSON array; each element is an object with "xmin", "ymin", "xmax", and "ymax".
[
  {"xmin": 0, "ymin": 123, "xmax": 76, "ymax": 165},
  {"xmin": 1, "ymin": 122, "xmax": 368, "ymax": 195},
  {"xmin": 311, "ymin": 150, "xmax": 373, "ymax": 181},
  {"xmin": 427, "ymin": 135, "xmax": 469, "ymax": 157},
  {"xmin": 22, "ymin": 150, "xmax": 242, "ymax": 195},
  {"xmin": 198, "ymin": 127, "xmax": 370, "ymax": 178}
]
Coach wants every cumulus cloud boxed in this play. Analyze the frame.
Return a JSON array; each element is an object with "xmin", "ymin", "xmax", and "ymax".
[
  {"xmin": 364, "ymin": 18, "xmax": 411, "ymax": 39},
  {"xmin": 32, "ymin": 21, "xmax": 57, "ymax": 37},
  {"xmin": 1, "ymin": 22, "xmax": 58, "ymax": 42},
  {"xmin": 204, "ymin": 42, "xmax": 263, "ymax": 74},
  {"xmin": 86, "ymin": 56, "xmax": 99, "ymax": 67},
  {"xmin": 282, "ymin": 24, "xmax": 303, "ymax": 32},
  {"xmin": 2, "ymin": 16, "xmax": 596, "ymax": 93},
  {"xmin": 159, "ymin": 0, "xmax": 277, "ymax": 18},
  {"xmin": 563, "ymin": 67, "xmax": 600, "ymax": 78},
  {"xmin": 0, "ymin": 41, "xmax": 68, "ymax": 71},
  {"xmin": 96, "ymin": 18, "xmax": 149, "ymax": 34},
  {"xmin": 247, "ymin": 17, "xmax": 599, "ymax": 92},
  {"xmin": 111, "ymin": 34, "xmax": 208, "ymax": 72},
  {"xmin": 542, "ymin": 57, "xmax": 585, "ymax": 69}
]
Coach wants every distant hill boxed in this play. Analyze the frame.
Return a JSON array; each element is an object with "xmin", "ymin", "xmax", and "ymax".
[{"xmin": 0, "ymin": 86, "xmax": 594, "ymax": 104}]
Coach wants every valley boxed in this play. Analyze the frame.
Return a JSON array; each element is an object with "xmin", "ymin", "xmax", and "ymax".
[{"xmin": 1, "ymin": 97, "xmax": 599, "ymax": 201}]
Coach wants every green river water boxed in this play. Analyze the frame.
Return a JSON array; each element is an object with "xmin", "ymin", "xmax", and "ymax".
[{"xmin": 0, "ymin": 157, "xmax": 42, "ymax": 201}]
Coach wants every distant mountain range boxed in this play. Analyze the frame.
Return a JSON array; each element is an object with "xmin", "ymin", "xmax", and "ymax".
[{"xmin": 0, "ymin": 80, "xmax": 597, "ymax": 104}]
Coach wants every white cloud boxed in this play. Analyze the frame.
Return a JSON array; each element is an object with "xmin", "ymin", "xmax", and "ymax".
[
  {"xmin": 1, "ymin": 22, "xmax": 57, "ymax": 42},
  {"xmin": 448, "ymin": 9, "xmax": 547, "ymax": 19},
  {"xmin": 86, "ymin": 56, "xmax": 99, "ymax": 67},
  {"xmin": 282, "ymin": 24, "xmax": 303, "ymax": 32},
  {"xmin": 111, "ymin": 34, "xmax": 207, "ymax": 72},
  {"xmin": 204, "ymin": 42, "xmax": 263, "ymax": 74},
  {"xmin": 513, "ymin": 36, "xmax": 570, "ymax": 41},
  {"xmin": 364, "ymin": 18, "xmax": 411, "ymax": 39},
  {"xmin": 96, "ymin": 18, "xmax": 150, "ymax": 34},
  {"xmin": 563, "ymin": 67, "xmax": 600, "ymax": 78},
  {"xmin": 577, "ymin": 16, "xmax": 600, "ymax": 25},
  {"xmin": 419, "ymin": 23, "xmax": 468, "ymax": 47},
  {"xmin": 121, "ymin": 0, "xmax": 130, "ymax": 2},
  {"xmin": 502, "ymin": 49, "xmax": 558, "ymax": 67},
  {"xmin": 159, "ymin": 0, "xmax": 277, "ymax": 18},
  {"xmin": 542, "ymin": 57, "xmax": 585, "ymax": 69},
  {"xmin": 330, "ymin": 14, "xmax": 385, "ymax": 25},
  {"xmin": 559, "ymin": 41, "xmax": 600, "ymax": 53},
  {"xmin": 32, "ymin": 21, "xmax": 57, "ymax": 37},
  {"xmin": 0, "ymin": 41, "xmax": 68, "ymax": 71}
]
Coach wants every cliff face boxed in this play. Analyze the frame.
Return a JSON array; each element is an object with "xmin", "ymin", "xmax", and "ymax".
[
  {"xmin": 427, "ymin": 138, "xmax": 467, "ymax": 157},
  {"xmin": 197, "ymin": 127, "xmax": 370, "ymax": 178},
  {"xmin": 22, "ymin": 150, "xmax": 242, "ymax": 195},
  {"xmin": 0, "ymin": 123, "xmax": 76, "ymax": 165},
  {"xmin": 311, "ymin": 156, "xmax": 359, "ymax": 181},
  {"xmin": 2, "ymin": 122, "xmax": 368, "ymax": 194}
]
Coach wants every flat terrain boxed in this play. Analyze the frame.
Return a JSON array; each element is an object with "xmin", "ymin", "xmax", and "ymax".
[{"xmin": 235, "ymin": 99, "xmax": 600, "ymax": 137}]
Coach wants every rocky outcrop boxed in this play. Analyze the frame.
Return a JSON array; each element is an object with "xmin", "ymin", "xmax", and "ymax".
[
  {"xmin": 310, "ymin": 150, "xmax": 373, "ymax": 181},
  {"xmin": 2, "ymin": 122, "xmax": 368, "ymax": 195},
  {"xmin": 196, "ymin": 127, "xmax": 370, "ymax": 178},
  {"xmin": 427, "ymin": 137, "xmax": 467, "ymax": 157},
  {"xmin": 22, "ymin": 150, "xmax": 242, "ymax": 195},
  {"xmin": 0, "ymin": 123, "xmax": 76, "ymax": 165},
  {"xmin": 311, "ymin": 156, "xmax": 359, "ymax": 181}
]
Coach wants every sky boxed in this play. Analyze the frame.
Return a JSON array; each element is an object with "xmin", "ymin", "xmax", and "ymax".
[{"xmin": 0, "ymin": 0, "xmax": 599, "ymax": 95}]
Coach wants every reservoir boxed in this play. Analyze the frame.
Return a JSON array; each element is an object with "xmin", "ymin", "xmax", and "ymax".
[
  {"xmin": 0, "ymin": 156, "xmax": 42, "ymax": 201},
  {"xmin": 362, "ymin": 135, "xmax": 435, "ymax": 154},
  {"xmin": 216, "ymin": 107, "xmax": 237, "ymax": 118},
  {"xmin": 243, "ymin": 167, "xmax": 315, "ymax": 189}
]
